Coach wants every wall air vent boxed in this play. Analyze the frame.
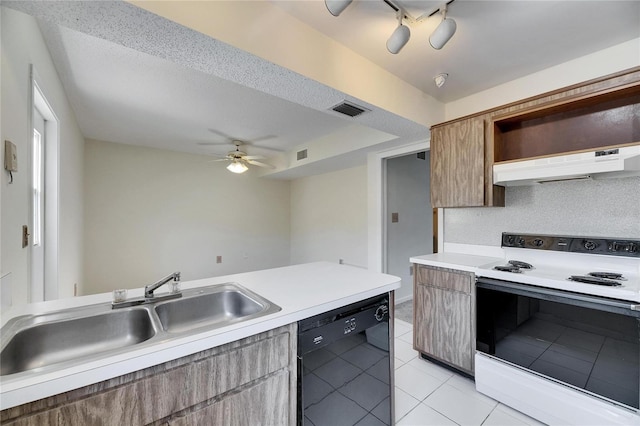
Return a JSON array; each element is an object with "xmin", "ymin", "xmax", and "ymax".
[
  {"xmin": 330, "ymin": 101, "xmax": 369, "ymax": 117},
  {"xmin": 297, "ymin": 149, "xmax": 308, "ymax": 161}
]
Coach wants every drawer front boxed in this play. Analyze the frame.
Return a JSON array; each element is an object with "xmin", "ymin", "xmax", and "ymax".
[{"xmin": 415, "ymin": 265, "xmax": 472, "ymax": 294}]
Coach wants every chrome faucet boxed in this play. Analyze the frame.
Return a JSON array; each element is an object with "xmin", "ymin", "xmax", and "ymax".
[
  {"xmin": 112, "ymin": 272, "xmax": 182, "ymax": 309},
  {"xmin": 145, "ymin": 272, "xmax": 181, "ymax": 299}
]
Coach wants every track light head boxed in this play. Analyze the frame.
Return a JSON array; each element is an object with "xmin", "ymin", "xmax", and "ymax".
[
  {"xmin": 325, "ymin": 0, "xmax": 353, "ymax": 17},
  {"xmin": 387, "ymin": 13, "xmax": 410, "ymax": 54},
  {"xmin": 429, "ymin": 7, "xmax": 457, "ymax": 50}
]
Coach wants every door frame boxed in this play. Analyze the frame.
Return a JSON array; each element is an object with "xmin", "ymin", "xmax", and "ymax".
[
  {"xmin": 367, "ymin": 140, "xmax": 444, "ymax": 275},
  {"xmin": 29, "ymin": 66, "xmax": 60, "ymax": 302}
]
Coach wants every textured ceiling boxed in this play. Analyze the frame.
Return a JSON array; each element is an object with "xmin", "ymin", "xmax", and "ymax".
[
  {"xmin": 4, "ymin": 0, "xmax": 639, "ymax": 178},
  {"xmin": 275, "ymin": 0, "xmax": 640, "ymax": 103}
]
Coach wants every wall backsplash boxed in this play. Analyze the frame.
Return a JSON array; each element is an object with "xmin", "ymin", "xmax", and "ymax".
[{"xmin": 444, "ymin": 177, "xmax": 640, "ymax": 246}]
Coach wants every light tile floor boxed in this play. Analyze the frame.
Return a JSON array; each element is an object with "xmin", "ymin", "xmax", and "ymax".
[{"xmin": 393, "ymin": 319, "xmax": 545, "ymax": 426}]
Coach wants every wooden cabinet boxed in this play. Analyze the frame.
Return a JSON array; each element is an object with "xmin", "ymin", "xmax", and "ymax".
[
  {"xmin": 0, "ymin": 324, "xmax": 297, "ymax": 426},
  {"xmin": 429, "ymin": 66, "xmax": 640, "ymax": 208},
  {"xmin": 413, "ymin": 264, "xmax": 475, "ymax": 375},
  {"xmin": 430, "ymin": 118, "xmax": 486, "ymax": 208}
]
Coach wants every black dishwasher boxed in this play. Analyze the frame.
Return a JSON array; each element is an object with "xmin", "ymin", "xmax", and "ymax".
[{"xmin": 297, "ymin": 294, "xmax": 393, "ymax": 426}]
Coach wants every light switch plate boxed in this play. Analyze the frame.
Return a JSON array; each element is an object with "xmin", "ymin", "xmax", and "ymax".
[
  {"xmin": 22, "ymin": 225, "xmax": 29, "ymax": 248},
  {"xmin": 391, "ymin": 212, "xmax": 399, "ymax": 223}
]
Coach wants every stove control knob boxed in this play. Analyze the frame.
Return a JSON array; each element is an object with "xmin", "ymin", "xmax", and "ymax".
[
  {"xmin": 613, "ymin": 242, "xmax": 637, "ymax": 253},
  {"xmin": 533, "ymin": 238, "xmax": 544, "ymax": 247},
  {"xmin": 584, "ymin": 240, "xmax": 598, "ymax": 251},
  {"xmin": 517, "ymin": 238, "xmax": 525, "ymax": 247}
]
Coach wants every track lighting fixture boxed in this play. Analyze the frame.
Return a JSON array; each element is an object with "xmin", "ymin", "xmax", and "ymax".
[
  {"xmin": 429, "ymin": 5, "xmax": 457, "ymax": 50},
  {"xmin": 386, "ymin": 12, "xmax": 411, "ymax": 54},
  {"xmin": 227, "ymin": 160, "xmax": 248, "ymax": 174},
  {"xmin": 325, "ymin": 0, "xmax": 353, "ymax": 17},
  {"xmin": 324, "ymin": 0, "xmax": 457, "ymax": 54}
]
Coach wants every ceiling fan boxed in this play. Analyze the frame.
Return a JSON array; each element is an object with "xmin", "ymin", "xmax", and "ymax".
[{"xmin": 209, "ymin": 140, "xmax": 275, "ymax": 174}]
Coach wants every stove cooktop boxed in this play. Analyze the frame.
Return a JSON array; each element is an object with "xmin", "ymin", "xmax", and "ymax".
[{"xmin": 477, "ymin": 233, "xmax": 640, "ymax": 302}]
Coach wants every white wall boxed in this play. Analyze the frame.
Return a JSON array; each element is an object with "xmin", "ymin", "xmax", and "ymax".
[
  {"xmin": 1, "ymin": 7, "xmax": 84, "ymax": 304},
  {"xmin": 83, "ymin": 140, "xmax": 291, "ymax": 295},
  {"xmin": 290, "ymin": 165, "xmax": 368, "ymax": 268},
  {"xmin": 445, "ymin": 38, "xmax": 640, "ymax": 121},
  {"xmin": 386, "ymin": 153, "xmax": 432, "ymax": 302},
  {"xmin": 441, "ymin": 39, "xmax": 640, "ymax": 246}
]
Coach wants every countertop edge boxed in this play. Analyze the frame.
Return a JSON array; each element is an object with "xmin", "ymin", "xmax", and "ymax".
[{"xmin": 410, "ymin": 253, "xmax": 504, "ymax": 273}]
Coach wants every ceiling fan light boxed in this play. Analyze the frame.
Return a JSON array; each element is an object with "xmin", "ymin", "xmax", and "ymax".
[
  {"xmin": 387, "ymin": 24, "xmax": 410, "ymax": 54},
  {"xmin": 325, "ymin": 0, "xmax": 352, "ymax": 17},
  {"xmin": 227, "ymin": 160, "xmax": 248, "ymax": 174},
  {"xmin": 429, "ymin": 17, "xmax": 457, "ymax": 50}
]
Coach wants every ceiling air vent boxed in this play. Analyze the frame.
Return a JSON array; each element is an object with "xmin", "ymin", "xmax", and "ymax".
[
  {"xmin": 330, "ymin": 101, "xmax": 369, "ymax": 118},
  {"xmin": 297, "ymin": 149, "xmax": 308, "ymax": 160}
]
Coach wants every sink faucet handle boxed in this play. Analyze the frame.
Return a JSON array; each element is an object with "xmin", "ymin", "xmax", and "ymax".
[{"xmin": 145, "ymin": 271, "xmax": 182, "ymax": 298}]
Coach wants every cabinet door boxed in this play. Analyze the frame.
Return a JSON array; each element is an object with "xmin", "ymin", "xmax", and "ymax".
[
  {"xmin": 414, "ymin": 284, "xmax": 472, "ymax": 372},
  {"xmin": 430, "ymin": 118, "xmax": 485, "ymax": 207}
]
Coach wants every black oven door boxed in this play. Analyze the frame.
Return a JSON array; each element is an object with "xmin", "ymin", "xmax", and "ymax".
[{"xmin": 476, "ymin": 278, "xmax": 640, "ymax": 410}]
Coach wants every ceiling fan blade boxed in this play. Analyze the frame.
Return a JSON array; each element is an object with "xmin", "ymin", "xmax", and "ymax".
[
  {"xmin": 207, "ymin": 128, "xmax": 233, "ymax": 140},
  {"xmin": 246, "ymin": 160, "xmax": 275, "ymax": 169},
  {"xmin": 243, "ymin": 155, "xmax": 266, "ymax": 160},
  {"xmin": 206, "ymin": 155, "xmax": 232, "ymax": 162},
  {"xmin": 251, "ymin": 144, "xmax": 285, "ymax": 153},
  {"xmin": 197, "ymin": 142, "xmax": 232, "ymax": 147}
]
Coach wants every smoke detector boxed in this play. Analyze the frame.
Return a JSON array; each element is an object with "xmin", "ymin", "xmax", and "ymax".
[{"xmin": 434, "ymin": 73, "xmax": 448, "ymax": 88}]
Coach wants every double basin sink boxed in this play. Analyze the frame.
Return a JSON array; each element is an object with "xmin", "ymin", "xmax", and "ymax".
[{"xmin": 0, "ymin": 283, "xmax": 281, "ymax": 377}]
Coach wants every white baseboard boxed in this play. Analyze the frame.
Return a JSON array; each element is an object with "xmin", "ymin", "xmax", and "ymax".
[{"xmin": 394, "ymin": 294, "xmax": 412, "ymax": 305}]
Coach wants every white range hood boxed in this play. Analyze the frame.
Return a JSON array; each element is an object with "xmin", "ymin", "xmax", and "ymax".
[{"xmin": 493, "ymin": 145, "xmax": 640, "ymax": 186}]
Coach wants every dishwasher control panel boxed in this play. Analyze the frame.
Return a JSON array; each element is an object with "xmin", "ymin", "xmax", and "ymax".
[{"xmin": 297, "ymin": 294, "xmax": 389, "ymax": 355}]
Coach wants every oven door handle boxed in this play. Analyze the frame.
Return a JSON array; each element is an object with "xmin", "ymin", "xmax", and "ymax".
[{"xmin": 477, "ymin": 277, "xmax": 640, "ymax": 318}]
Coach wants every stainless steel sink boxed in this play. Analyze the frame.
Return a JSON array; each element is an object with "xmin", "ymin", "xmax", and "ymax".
[
  {"xmin": 154, "ymin": 283, "xmax": 281, "ymax": 334},
  {"xmin": 0, "ymin": 283, "xmax": 281, "ymax": 378},
  {"xmin": 0, "ymin": 307, "xmax": 157, "ymax": 376}
]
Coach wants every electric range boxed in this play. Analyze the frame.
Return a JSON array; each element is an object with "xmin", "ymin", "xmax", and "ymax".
[
  {"xmin": 474, "ymin": 232, "xmax": 640, "ymax": 425},
  {"xmin": 476, "ymin": 233, "xmax": 640, "ymax": 302}
]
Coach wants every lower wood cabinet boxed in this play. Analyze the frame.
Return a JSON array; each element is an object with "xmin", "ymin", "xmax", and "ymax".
[
  {"xmin": 0, "ymin": 324, "xmax": 297, "ymax": 426},
  {"xmin": 413, "ymin": 264, "xmax": 475, "ymax": 375}
]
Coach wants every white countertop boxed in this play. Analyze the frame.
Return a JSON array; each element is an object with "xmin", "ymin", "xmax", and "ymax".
[
  {"xmin": 0, "ymin": 262, "xmax": 400, "ymax": 410},
  {"xmin": 410, "ymin": 252, "xmax": 504, "ymax": 273}
]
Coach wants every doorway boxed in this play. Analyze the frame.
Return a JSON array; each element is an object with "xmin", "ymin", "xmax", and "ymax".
[
  {"xmin": 30, "ymin": 71, "xmax": 59, "ymax": 302},
  {"xmin": 366, "ymin": 140, "xmax": 440, "ymax": 306},
  {"xmin": 385, "ymin": 152, "xmax": 433, "ymax": 303}
]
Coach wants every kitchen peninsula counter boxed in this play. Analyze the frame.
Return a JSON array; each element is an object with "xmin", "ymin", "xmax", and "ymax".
[{"xmin": 0, "ymin": 262, "xmax": 400, "ymax": 410}]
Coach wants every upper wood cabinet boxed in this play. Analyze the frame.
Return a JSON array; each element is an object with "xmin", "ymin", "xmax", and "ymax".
[
  {"xmin": 429, "ymin": 66, "xmax": 640, "ymax": 208},
  {"xmin": 431, "ymin": 116, "xmax": 505, "ymax": 208},
  {"xmin": 431, "ymin": 118, "xmax": 485, "ymax": 207}
]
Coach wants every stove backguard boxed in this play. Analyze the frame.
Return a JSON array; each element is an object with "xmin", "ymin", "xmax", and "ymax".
[{"xmin": 501, "ymin": 232, "xmax": 640, "ymax": 258}]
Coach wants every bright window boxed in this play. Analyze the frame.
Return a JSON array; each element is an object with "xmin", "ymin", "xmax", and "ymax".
[{"xmin": 32, "ymin": 128, "xmax": 43, "ymax": 246}]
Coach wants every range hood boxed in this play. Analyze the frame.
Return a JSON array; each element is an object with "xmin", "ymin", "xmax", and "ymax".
[{"xmin": 493, "ymin": 145, "xmax": 640, "ymax": 186}]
